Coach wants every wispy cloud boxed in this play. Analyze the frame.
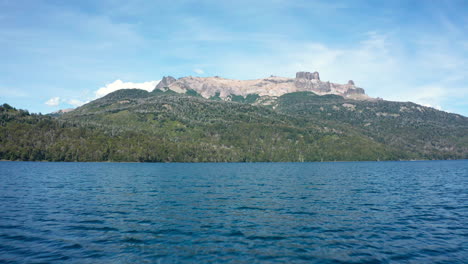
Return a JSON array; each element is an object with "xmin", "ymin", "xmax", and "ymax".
[
  {"xmin": 199, "ymin": 30, "xmax": 466, "ymax": 114},
  {"xmin": 2, "ymin": 0, "xmax": 467, "ymax": 115},
  {"xmin": 193, "ymin": 68, "xmax": 205, "ymax": 74},
  {"xmin": 0, "ymin": 88, "xmax": 27, "ymax": 98},
  {"xmin": 67, "ymin": 99, "xmax": 86, "ymax": 107},
  {"xmin": 45, "ymin": 97, "xmax": 60, "ymax": 107}
]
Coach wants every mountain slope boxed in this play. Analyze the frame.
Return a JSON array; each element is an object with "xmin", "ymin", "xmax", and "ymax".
[
  {"xmin": 58, "ymin": 90, "xmax": 400, "ymax": 161},
  {"xmin": 275, "ymin": 92, "xmax": 468, "ymax": 159},
  {"xmin": 1, "ymin": 78, "xmax": 467, "ymax": 162},
  {"xmin": 1, "ymin": 90, "xmax": 404, "ymax": 162}
]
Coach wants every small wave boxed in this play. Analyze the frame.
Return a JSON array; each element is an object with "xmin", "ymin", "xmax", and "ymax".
[
  {"xmin": 0, "ymin": 234, "xmax": 43, "ymax": 242},
  {"xmin": 287, "ymin": 211, "xmax": 316, "ymax": 216},
  {"xmin": 390, "ymin": 252, "xmax": 418, "ymax": 261},
  {"xmin": 106, "ymin": 211, "xmax": 129, "ymax": 215},
  {"xmin": 66, "ymin": 225, "xmax": 118, "ymax": 232},
  {"xmin": 77, "ymin": 220, "xmax": 105, "ymax": 224},
  {"xmin": 225, "ymin": 230, "xmax": 245, "ymax": 237},
  {"xmin": 322, "ymin": 228, "xmax": 352, "ymax": 233},
  {"xmin": 0, "ymin": 224, "xmax": 21, "ymax": 229},
  {"xmin": 122, "ymin": 237, "xmax": 146, "ymax": 244},
  {"xmin": 247, "ymin": 235, "xmax": 286, "ymax": 241},
  {"xmin": 294, "ymin": 248, "xmax": 308, "ymax": 253},
  {"xmin": 61, "ymin": 243, "xmax": 83, "ymax": 250},
  {"xmin": 150, "ymin": 229, "xmax": 193, "ymax": 236},
  {"xmin": 236, "ymin": 206, "xmax": 265, "ymax": 210},
  {"xmin": 300, "ymin": 226, "xmax": 321, "ymax": 232}
]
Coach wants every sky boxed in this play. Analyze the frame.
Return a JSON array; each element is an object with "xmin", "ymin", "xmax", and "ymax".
[{"xmin": 1, "ymin": 0, "xmax": 467, "ymax": 115}]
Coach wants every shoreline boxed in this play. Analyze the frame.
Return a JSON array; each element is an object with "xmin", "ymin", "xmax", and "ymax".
[{"xmin": 1, "ymin": 159, "xmax": 466, "ymax": 164}]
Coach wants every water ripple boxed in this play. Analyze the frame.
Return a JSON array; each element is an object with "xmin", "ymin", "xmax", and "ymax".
[{"xmin": 0, "ymin": 160, "xmax": 467, "ymax": 263}]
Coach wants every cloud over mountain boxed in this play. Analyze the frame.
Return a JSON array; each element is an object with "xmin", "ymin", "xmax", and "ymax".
[
  {"xmin": 45, "ymin": 97, "xmax": 60, "ymax": 107},
  {"xmin": 95, "ymin": 80, "xmax": 160, "ymax": 98}
]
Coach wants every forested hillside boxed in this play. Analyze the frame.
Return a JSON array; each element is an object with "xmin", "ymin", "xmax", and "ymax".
[
  {"xmin": 1, "ymin": 89, "xmax": 467, "ymax": 162},
  {"xmin": 275, "ymin": 92, "xmax": 468, "ymax": 159}
]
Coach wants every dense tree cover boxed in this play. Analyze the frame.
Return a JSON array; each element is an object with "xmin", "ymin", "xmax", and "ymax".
[
  {"xmin": 275, "ymin": 92, "xmax": 468, "ymax": 159},
  {"xmin": 1, "ymin": 89, "xmax": 467, "ymax": 162}
]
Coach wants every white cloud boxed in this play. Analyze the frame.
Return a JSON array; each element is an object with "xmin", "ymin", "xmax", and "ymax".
[
  {"xmin": 67, "ymin": 99, "xmax": 87, "ymax": 107},
  {"xmin": 407, "ymin": 86, "xmax": 446, "ymax": 105},
  {"xmin": 95, "ymin": 79, "xmax": 160, "ymax": 98},
  {"xmin": 193, "ymin": 68, "xmax": 205, "ymax": 74},
  {"xmin": 42, "ymin": 79, "xmax": 161, "ymax": 110},
  {"xmin": 201, "ymin": 31, "xmax": 467, "ymax": 115},
  {"xmin": 45, "ymin": 97, "xmax": 60, "ymax": 107},
  {"xmin": 45, "ymin": 97, "xmax": 87, "ymax": 108},
  {"xmin": 45, "ymin": 96, "xmax": 89, "ymax": 107}
]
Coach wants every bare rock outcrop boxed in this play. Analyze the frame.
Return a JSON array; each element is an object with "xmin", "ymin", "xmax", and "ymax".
[
  {"xmin": 295, "ymin": 71, "xmax": 320, "ymax": 80},
  {"xmin": 153, "ymin": 71, "xmax": 370, "ymax": 101},
  {"xmin": 345, "ymin": 87, "xmax": 365, "ymax": 95},
  {"xmin": 155, "ymin": 76, "xmax": 176, "ymax": 90},
  {"xmin": 294, "ymin": 71, "xmax": 330, "ymax": 92},
  {"xmin": 313, "ymin": 71, "xmax": 320, "ymax": 80}
]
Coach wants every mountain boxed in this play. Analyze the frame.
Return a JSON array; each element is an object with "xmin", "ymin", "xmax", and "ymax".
[
  {"xmin": 154, "ymin": 71, "xmax": 370, "ymax": 101},
  {"xmin": 1, "ymin": 72, "xmax": 467, "ymax": 162},
  {"xmin": 274, "ymin": 92, "xmax": 468, "ymax": 159},
  {"xmin": 48, "ymin": 108, "xmax": 74, "ymax": 117}
]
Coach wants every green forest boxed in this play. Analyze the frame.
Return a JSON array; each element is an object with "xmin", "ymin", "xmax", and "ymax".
[{"xmin": 1, "ymin": 89, "xmax": 467, "ymax": 162}]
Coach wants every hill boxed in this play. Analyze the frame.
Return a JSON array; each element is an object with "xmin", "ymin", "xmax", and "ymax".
[
  {"xmin": 59, "ymin": 88, "xmax": 468, "ymax": 161},
  {"xmin": 1, "ymin": 77, "xmax": 467, "ymax": 162},
  {"xmin": 275, "ymin": 92, "xmax": 468, "ymax": 159}
]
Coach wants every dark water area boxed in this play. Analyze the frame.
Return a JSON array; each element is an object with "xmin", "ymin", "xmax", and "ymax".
[{"xmin": 0, "ymin": 161, "xmax": 466, "ymax": 263}]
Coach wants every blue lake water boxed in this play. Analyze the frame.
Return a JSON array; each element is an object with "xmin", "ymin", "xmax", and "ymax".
[{"xmin": 0, "ymin": 161, "xmax": 467, "ymax": 263}]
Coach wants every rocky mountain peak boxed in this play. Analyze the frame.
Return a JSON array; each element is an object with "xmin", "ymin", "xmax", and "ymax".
[
  {"xmin": 153, "ymin": 71, "xmax": 370, "ymax": 101},
  {"xmin": 295, "ymin": 71, "xmax": 320, "ymax": 81},
  {"xmin": 313, "ymin": 71, "xmax": 320, "ymax": 80},
  {"xmin": 155, "ymin": 76, "xmax": 177, "ymax": 90}
]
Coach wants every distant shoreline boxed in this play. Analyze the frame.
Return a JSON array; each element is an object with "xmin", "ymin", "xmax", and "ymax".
[{"xmin": 1, "ymin": 159, "xmax": 466, "ymax": 164}]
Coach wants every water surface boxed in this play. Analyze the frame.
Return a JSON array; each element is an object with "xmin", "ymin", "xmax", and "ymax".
[{"xmin": 0, "ymin": 161, "xmax": 467, "ymax": 263}]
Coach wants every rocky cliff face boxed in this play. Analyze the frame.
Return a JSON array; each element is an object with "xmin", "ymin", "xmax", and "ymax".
[
  {"xmin": 295, "ymin": 71, "xmax": 320, "ymax": 80},
  {"xmin": 155, "ymin": 76, "xmax": 177, "ymax": 90},
  {"xmin": 154, "ymin": 71, "xmax": 370, "ymax": 100}
]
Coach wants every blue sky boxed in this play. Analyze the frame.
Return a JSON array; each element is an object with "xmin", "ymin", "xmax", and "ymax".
[{"xmin": 1, "ymin": 0, "xmax": 467, "ymax": 115}]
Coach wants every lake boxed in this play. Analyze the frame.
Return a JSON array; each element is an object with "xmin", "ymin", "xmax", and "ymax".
[{"xmin": 0, "ymin": 161, "xmax": 466, "ymax": 263}]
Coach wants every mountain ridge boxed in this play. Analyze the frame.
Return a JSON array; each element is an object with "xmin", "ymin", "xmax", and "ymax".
[
  {"xmin": 53, "ymin": 71, "xmax": 460, "ymax": 116},
  {"xmin": 153, "ymin": 71, "xmax": 371, "ymax": 102},
  {"xmin": 1, "ymin": 71, "xmax": 467, "ymax": 162}
]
